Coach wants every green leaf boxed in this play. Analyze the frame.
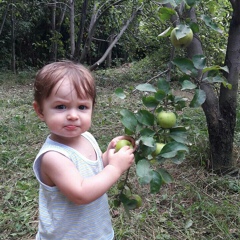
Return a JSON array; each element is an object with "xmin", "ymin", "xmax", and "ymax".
[
  {"xmin": 172, "ymin": 58, "xmax": 197, "ymax": 76},
  {"xmin": 120, "ymin": 109, "xmax": 137, "ymax": 132},
  {"xmin": 192, "ymin": 55, "xmax": 206, "ymax": 70},
  {"xmin": 189, "ymin": 89, "xmax": 206, "ymax": 107},
  {"xmin": 174, "ymin": 96, "xmax": 188, "ymax": 103},
  {"xmin": 124, "ymin": 127, "xmax": 134, "ymax": 135},
  {"xmin": 155, "ymin": 90, "xmax": 166, "ymax": 101},
  {"xmin": 174, "ymin": 24, "xmax": 192, "ymax": 40},
  {"xmin": 200, "ymin": 15, "xmax": 223, "ymax": 33},
  {"xmin": 139, "ymin": 128, "xmax": 155, "ymax": 147},
  {"xmin": 169, "ymin": 127, "xmax": 188, "ymax": 143},
  {"xmin": 119, "ymin": 194, "xmax": 137, "ymax": 212},
  {"xmin": 185, "ymin": 219, "xmax": 193, "ymax": 229},
  {"xmin": 157, "ymin": 168, "xmax": 173, "ymax": 184},
  {"xmin": 139, "ymin": 127, "xmax": 155, "ymax": 137},
  {"xmin": 185, "ymin": 0, "xmax": 197, "ymax": 7},
  {"xmin": 156, "ymin": 0, "xmax": 177, "ymax": 7},
  {"xmin": 157, "ymin": 78, "xmax": 170, "ymax": 93},
  {"xmin": 136, "ymin": 160, "xmax": 152, "ymax": 184},
  {"xmin": 114, "ymin": 88, "xmax": 126, "ymax": 99},
  {"xmin": 136, "ymin": 110, "xmax": 155, "ymax": 126},
  {"xmin": 203, "ymin": 75, "xmax": 226, "ymax": 83},
  {"xmin": 181, "ymin": 80, "xmax": 197, "ymax": 90},
  {"xmin": 141, "ymin": 144, "xmax": 156, "ymax": 156},
  {"xmin": 140, "ymin": 136, "xmax": 155, "ymax": 148},
  {"xmin": 203, "ymin": 65, "xmax": 222, "ymax": 73},
  {"xmin": 171, "ymin": 151, "xmax": 186, "ymax": 164},
  {"xmin": 142, "ymin": 95, "xmax": 159, "ymax": 108},
  {"xmin": 189, "ymin": 22, "xmax": 199, "ymax": 33},
  {"xmin": 160, "ymin": 142, "xmax": 189, "ymax": 158},
  {"xmin": 150, "ymin": 171, "xmax": 163, "ymax": 193},
  {"xmin": 159, "ymin": 7, "xmax": 176, "ymax": 21},
  {"xmin": 222, "ymin": 81, "xmax": 232, "ymax": 90},
  {"xmin": 174, "ymin": 96, "xmax": 187, "ymax": 110},
  {"xmin": 136, "ymin": 83, "xmax": 156, "ymax": 92},
  {"xmin": 158, "ymin": 27, "xmax": 172, "ymax": 37},
  {"xmin": 220, "ymin": 66, "xmax": 229, "ymax": 73}
]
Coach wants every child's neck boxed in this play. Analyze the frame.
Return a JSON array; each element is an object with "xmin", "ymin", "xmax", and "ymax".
[{"xmin": 50, "ymin": 133, "xmax": 97, "ymax": 161}]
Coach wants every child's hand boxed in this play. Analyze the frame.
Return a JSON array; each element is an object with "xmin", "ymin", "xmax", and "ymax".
[
  {"xmin": 107, "ymin": 136, "xmax": 136, "ymax": 152},
  {"xmin": 102, "ymin": 136, "xmax": 136, "ymax": 168},
  {"xmin": 103, "ymin": 136, "xmax": 135, "ymax": 174},
  {"xmin": 107, "ymin": 146, "xmax": 135, "ymax": 175}
]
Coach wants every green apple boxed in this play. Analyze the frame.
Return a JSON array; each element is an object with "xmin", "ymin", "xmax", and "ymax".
[
  {"xmin": 152, "ymin": 143, "xmax": 165, "ymax": 156},
  {"xmin": 157, "ymin": 111, "xmax": 176, "ymax": 129},
  {"xmin": 117, "ymin": 180, "xmax": 125, "ymax": 190},
  {"xmin": 170, "ymin": 27, "xmax": 193, "ymax": 48},
  {"xmin": 115, "ymin": 139, "xmax": 133, "ymax": 152},
  {"xmin": 123, "ymin": 186, "xmax": 132, "ymax": 197},
  {"xmin": 131, "ymin": 194, "xmax": 142, "ymax": 208}
]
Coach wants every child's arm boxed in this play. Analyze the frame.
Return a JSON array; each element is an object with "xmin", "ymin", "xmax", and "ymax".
[{"xmin": 40, "ymin": 142, "xmax": 135, "ymax": 205}]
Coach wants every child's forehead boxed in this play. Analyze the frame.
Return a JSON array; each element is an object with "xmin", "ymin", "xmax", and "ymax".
[
  {"xmin": 52, "ymin": 77, "xmax": 90, "ymax": 100},
  {"xmin": 53, "ymin": 78, "xmax": 78, "ymax": 94}
]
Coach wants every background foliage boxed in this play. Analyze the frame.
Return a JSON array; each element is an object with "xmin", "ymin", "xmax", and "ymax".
[
  {"xmin": 0, "ymin": 0, "xmax": 229, "ymax": 70},
  {"xmin": 1, "ymin": 0, "xmax": 240, "ymax": 239}
]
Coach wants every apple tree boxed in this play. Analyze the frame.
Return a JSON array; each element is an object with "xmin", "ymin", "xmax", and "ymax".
[
  {"xmin": 135, "ymin": 0, "xmax": 240, "ymax": 173},
  {"xmin": 114, "ymin": 0, "xmax": 240, "ymax": 210},
  {"xmin": 157, "ymin": 0, "xmax": 240, "ymax": 173},
  {"xmin": 114, "ymin": 78, "xmax": 190, "ymax": 211}
]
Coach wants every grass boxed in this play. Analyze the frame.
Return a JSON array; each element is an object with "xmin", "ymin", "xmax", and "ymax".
[{"xmin": 0, "ymin": 69, "xmax": 240, "ymax": 240}]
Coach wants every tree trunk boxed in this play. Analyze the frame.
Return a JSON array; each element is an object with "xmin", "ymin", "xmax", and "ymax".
[
  {"xmin": 185, "ymin": 4, "xmax": 240, "ymax": 172},
  {"xmin": 106, "ymin": 34, "xmax": 114, "ymax": 67},
  {"xmin": 79, "ymin": 0, "xmax": 127, "ymax": 63},
  {"xmin": 79, "ymin": 2, "xmax": 97, "ymax": 63},
  {"xmin": 90, "ymin": 8, "xmax": 141, "ymax": 71},
  {"xmin": 73, "ymin": 0, "xmax": 89, "ymax": 60},
  {"xmin": 56, "ymin": 0, "xmax": 67, "ymax": 32},
  {"xmin": 50, "ymin": 0, "xmax": 57, "ymax": 61},
  {"xmin": 208, "ymin": 0, "xmax": 240, "ymax": 172},
  {"xmin": 69, "ymin": 0, "xmax": 75, "ymax": 59},
  {"xmin": 11, "ymin": 0, "xmax": 16, "ymax": 73},
  {"xmin": 0, "ymin": 2, "xmax": 10, "ymax": 36}
]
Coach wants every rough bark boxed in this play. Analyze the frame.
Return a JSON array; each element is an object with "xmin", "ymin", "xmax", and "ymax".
[
  {"xmin": 185, "ymin": 2, "xmax": 240, "ymax": 172},
  {"xmin": 210, "ymin": 0, "xmax": 240, "ymax": 172}
]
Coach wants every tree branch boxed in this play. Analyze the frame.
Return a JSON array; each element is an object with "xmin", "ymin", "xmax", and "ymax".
[{"xmin": 90, "ymin": 7, "xmax": 142, "ymax": 71}]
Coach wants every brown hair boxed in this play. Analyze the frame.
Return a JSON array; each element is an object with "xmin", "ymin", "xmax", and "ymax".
[{"xmin": 34, "ymin": 61, "xmax": 96, "ymax": 109}]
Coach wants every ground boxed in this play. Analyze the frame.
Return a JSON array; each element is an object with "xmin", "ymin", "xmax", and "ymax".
[{"xmin": 0, "ymin": 74, "xmax": 240, "ymax": 240}]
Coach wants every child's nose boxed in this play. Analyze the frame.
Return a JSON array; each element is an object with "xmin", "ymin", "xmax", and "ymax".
[{"xmin": 67, "ymin": 110, "xmax": 79, "ymax": 120}]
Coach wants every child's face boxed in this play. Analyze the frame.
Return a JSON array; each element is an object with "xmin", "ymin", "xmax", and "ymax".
[{"xmin": 35, "ymin": 77, "xmax": 93, "ymax": 142}]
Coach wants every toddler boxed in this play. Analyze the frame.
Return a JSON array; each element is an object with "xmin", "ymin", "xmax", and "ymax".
[{"xmin": 32, "ymin": 61, "xmax": 135, "ymax": 240}]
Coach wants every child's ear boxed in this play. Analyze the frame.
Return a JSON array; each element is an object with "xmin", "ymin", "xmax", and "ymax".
[{"xmin": 33, "ymin": 101, "xmax": 44, "ymax": 121}]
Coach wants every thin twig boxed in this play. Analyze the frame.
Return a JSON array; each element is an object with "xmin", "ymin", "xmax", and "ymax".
[{"xmin": 132, "ymin": 69, "xmax": 169, "ymax": 93}]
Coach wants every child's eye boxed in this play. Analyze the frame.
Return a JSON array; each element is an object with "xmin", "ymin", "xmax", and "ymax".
[
  {"xmin": 79, "ymin": 105, "xmax": 87, "ymax": 110},
  {"xmin": 56, "ymin": 105, "xmax": 66, "ymax": 109}
]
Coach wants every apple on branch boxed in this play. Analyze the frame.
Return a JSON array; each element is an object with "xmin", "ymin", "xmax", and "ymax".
[
  {"xmin": 170, "ymin": 26, "xmax": 193, "ymax": 48},
  {"xmin": 157, "ymin": 111, "xmax": 176, "ymax": 129},
  {"xmin": 152, "ymin": 142, "xmax": 166, "ymax": 156}
]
